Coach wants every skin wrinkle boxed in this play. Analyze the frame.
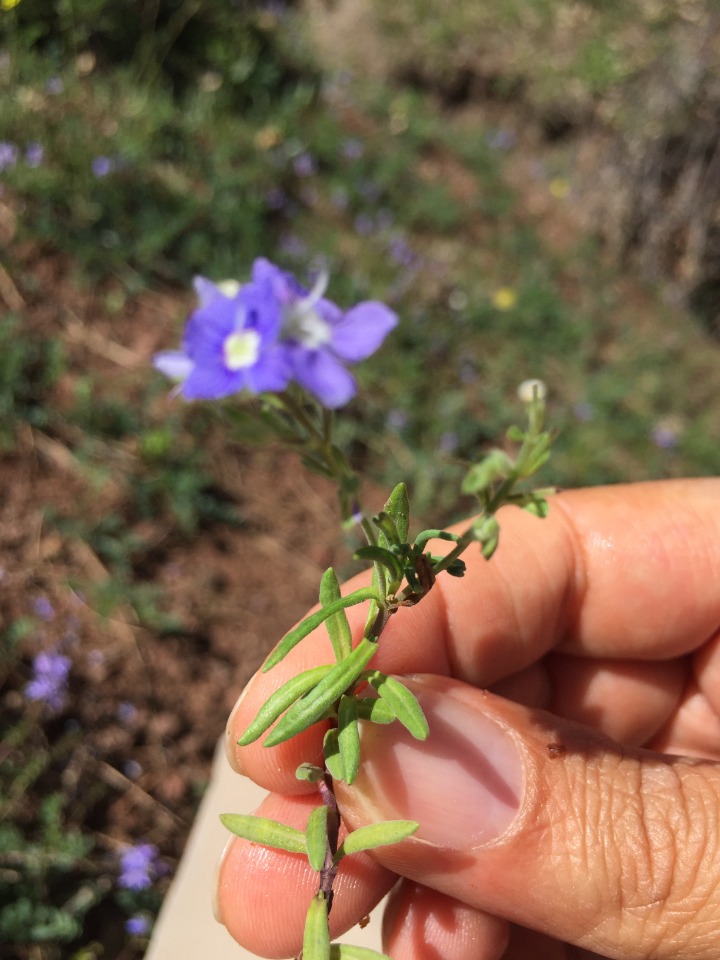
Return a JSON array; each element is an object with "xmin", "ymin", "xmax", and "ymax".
[{"xmin": 547, "ymin": 495, "xmax": 592, "ymax": 650}]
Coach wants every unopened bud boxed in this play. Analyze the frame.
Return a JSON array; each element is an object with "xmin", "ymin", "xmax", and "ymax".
[{"xmin": 517, "ymin": 379, "xmax": 547, "ymax": 403}]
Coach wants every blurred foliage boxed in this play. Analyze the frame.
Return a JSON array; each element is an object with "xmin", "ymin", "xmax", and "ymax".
[{"xmin": 0, "ymin": 315, "xmax": 66, "ymax": 448}]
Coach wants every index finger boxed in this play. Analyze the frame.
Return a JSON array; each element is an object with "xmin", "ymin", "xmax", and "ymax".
[{"xmin": 227, "ymin": 478, "xmax": 720, "ymax": 793}]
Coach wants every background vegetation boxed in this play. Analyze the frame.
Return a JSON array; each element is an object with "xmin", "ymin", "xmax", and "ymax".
[{"xmin": 1, "ymin": 1, "xmax": 719, "ymax": 957}]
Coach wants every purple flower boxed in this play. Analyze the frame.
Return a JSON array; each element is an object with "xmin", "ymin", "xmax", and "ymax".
[
  {"xmin": 292, "ymin": 152, "xmax": 316, "ymax": 177},
  {"xmin": 123, "ymin": 759, "xmax": 143, "ymax": 780},
  {"xmin": 25, "ymin": 651, "xmax": 71, "ymax": 713},
  {"xmin": 573, "ymin": 401, "xmax": 595, "ymax": 422},
  {"xmin": 651, "ymin": 423, "xmax": 679, "ymax": 450},
  {"xmin": 265, "ymin": 187, "xmax": 287, "ymax": 211},
  {"xmin": 91, "ymin": 156, "xmax": 114, "ymax": 177},
  {"xmin": 25, "ymin": 142, "xmax": 44, "ymax": 168},
  {"xmin": 117, "ymin": 701, "xmax": 137, "ymax": 723},
  {"xmin": 353, "ymin": 213, "xmax": 374, "ymax": 236},
  {"xmin": 46, "ymin": 77, "xmax": 64, "ymax": 95},
  {"xmin": 0, "ymin": 142, "xmax": 18, "ymax": 173},
  {"xmin": 155, "ymin": 259, "xmax": 397, "ymax": 409},
  {"xmin": 252, "ymin": 258, "xmax": 397, "ymax": 408},
  {"xmin": 32, "ymin": 596, "xmax": 54, "ymax": 621},
  {"xmin": 125, "ymin": 915, "xmax": 151, "ymax": 936},
  {"xmin": 118, "ymin": 843, "xmax": 160, "ymax": 890},
  {"xmin": 486, "ymin": 128, "xmax": 516, "ymax": 151},
  {"xmin": 342, "ymin": 138, "xmax": 364, "ymax": 160},
  {"xmin": 153, "ymin": 276, "xmax": 291, "ymax": 400}
]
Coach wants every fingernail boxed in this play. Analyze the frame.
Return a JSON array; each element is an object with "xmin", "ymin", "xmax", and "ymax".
[
  {"xmin": 355, "ymin": 679, "xmax": 524, "ymax": 847},
  {"xmin": 225, "ymin": 683, "xmax": 252, "ymax": 773},
  {"xmin": 211, "ymin": 837, "xmax": 233, "ymax": 924}
]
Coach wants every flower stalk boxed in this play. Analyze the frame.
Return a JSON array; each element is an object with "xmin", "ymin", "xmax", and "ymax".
[{"xmin": 154, "ymin": 258, "xmax": 554, "ymax": 960}]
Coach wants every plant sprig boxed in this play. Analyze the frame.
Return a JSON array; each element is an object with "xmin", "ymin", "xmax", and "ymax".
[{"xmin": 226, "ymin": 383, "xmax": 554, "ymax": 960}]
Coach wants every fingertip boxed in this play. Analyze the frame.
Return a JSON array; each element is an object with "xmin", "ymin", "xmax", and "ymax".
[
  {"xmin": 216, "ymin": 793, "xmax": 395, "ymax": 957},
  {"xmin": 383, "ymin": 881, "xmax": 509, "ymax": 960}
]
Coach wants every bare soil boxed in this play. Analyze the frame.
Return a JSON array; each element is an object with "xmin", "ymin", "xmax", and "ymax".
[{"xmin": 0, "ymin": 249, "xmax": 355, "ymax": 957}]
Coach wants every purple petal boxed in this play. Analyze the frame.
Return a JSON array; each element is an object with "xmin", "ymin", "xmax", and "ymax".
[
  {"xmin": 180, "ymin": 363, "xmax": 244, "ymax": 400},
  {"xmin": 291, "ymin": 348, "xmax": 357, "ymax": 408},
  {"xmin": 153, "ymin": 351, "xmax": 194, "ymax": 381},
  {"xmin": 192, "ymin": 276, "xmax": 226, "ymax": 307},
  {"xmin": 244, "ymin": 348, "xmax": 292, "ymax": 393},
  {"xmin": 330, "ymin": 301, "xmax": 398, "ymax": 362},
  {"xmin": 239, "ymin": 278, "xmax": 283, "ymax": 340}
]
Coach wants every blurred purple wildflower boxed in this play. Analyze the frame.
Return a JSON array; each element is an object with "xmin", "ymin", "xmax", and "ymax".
[
  {"xmin": 118, "ymin": 843, "xmax": 160, "ymax": 890},
  {"xmin": 153, "ymin": 276, "xmax": 292, "ymax": 400},
  {"xmin": 292, "ymin": 152, "xmax": 316, "ymax": 177},
  {"xmin": 342, "ymin": 138, "xmax": 364, "ymax": 160},
  {"xmin": 0, "ymin": 142, "xmax": 18, "ymax": 172},
  {"xmin": 353, "ymin": 213, "xmax": 374, "ymax": 236},
  {"xmin": 573, "ymin": 401, "xmax": 595, "ymax": 422},
  {"xmin": 46, "ymin": 76, "xmax": 64, "ymax": 95},
  {"xmin": 651, "ymin": 423, "xmax": 679, "ymax": 450},
  {"xmin": 91, "ymin": 156, "xmax": 114, "ymax": 177},
  {"xmin": 25, "ymin": 651, "xmax": 71, "ymax": 713},
  {"xmin": 388, "ymin": 235, "xmax": 416, "ymax": 267},
  {"xmin": 265, "ymin": 187, "xmax": 288, "ymax": 211},
  {"xmin": 25, "ymin": 142, "xmax": 44, "ymax": 168},
  {"xmin": 123, "ymin": 759, "xmax": 143, "ymax": 780},
  {"xmin": 486, "ymin": 128, "xmax": 516, "ymax": 151},
  {"xmin": 32, "ymin": 595, "xmax": 54, "ymax": 621},
  {"xmin": 126, "ymin": 915, "xmax": 151, "ymax": 936},
  {"xmin": 278, "ymin": 233, "xmax": 307, "ymax": 259},
  {"xmin": 117, "ymin": 701, "xmax": 137, "ymax": 723},
  {"xmin": 252, "ymin": 258, "xmax": 397, "ymax": 407}
]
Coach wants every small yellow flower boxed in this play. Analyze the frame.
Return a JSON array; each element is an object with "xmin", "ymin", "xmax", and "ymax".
[
  {"xmin": 255, "ymin": 125, "xmax": 282, "ymax": 151},
  {"xmin": 2, "ymin": 0, "xmax": 22, "ymax": 10},
  {"xmin": 491, "ymin": 287, "xmax": 517, "ymax": 311},
  {"xmin": 549, "ymin": 177, "xmax": 570, "ymax": 199}
]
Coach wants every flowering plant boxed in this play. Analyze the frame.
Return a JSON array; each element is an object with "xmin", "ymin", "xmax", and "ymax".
[{"xmin": 155, "ymin": 257, "xmax": 554, "ymax": 960}]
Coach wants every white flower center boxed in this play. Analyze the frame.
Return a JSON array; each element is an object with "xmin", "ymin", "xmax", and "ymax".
[
  {"xmin": 224, "ymin": 330, "xmax": 261, "ymax": 370},
  {"xmin": 289, "ymin": 308, "xmax": 333, "ymax": 349},
  {"xmin": 283, "ymin": 267, "xmax": 333, "ymax": 349}
]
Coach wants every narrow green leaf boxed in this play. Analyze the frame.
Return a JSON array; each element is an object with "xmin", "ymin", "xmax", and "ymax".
[
  {"xmin": 367, "ymin": 672, "xmax": 429, "ymax": 740},
  {"xmin": 330, "ymin": 945, "xmax": 393, "ymax": 960},
  {"xmin": 334, "ymin": 820, "xmax": 419, "ymax": 862},
  {"xmin": 320, "ymin": 568, "xmax": 352, "ymax": 662},
  {"xmin": 413, "ymin": 528, "xmax": 461, "ymax": 551},
  {"xmin": 263, "ymin": 638, "xmax": 379, "ymax": 747},
  {"xmin": 384, "ymin": 482, "xmax": 410, "ymax": 544},
  {"xmin": 355, "ymin": 697, "xmax": 396, "ymax": 724},
  {"xmin": 303, "ymin": 893, "xmax": 330, "ymax": 960},
  {"xmin": 372, "ymin": 511, "xmax": 400, "ymax": 546},
  {"xmin": 354, "ymin": 546, "xmax": 404, "ymax": 581},
  {"xmin": 219, "ymin": 814, "xmax": 307, "ymax": 854},
  {"xmin": 263, "ymin": 587, "xmax": 380, "ymax": 672},
  {"xmin": 306, "ymin": 806, "xmax": 329, "ymax": 872},
  {"xmin": 238, "ymin": 665, "xmax": 333, "ymax": 745},
  {"xmin": 337, "ymin": 695, "xmax": 360, "ymax": 784},
  {"xmin": 323, "ymin": 728, "xmax": 343, "ymax": 782}
]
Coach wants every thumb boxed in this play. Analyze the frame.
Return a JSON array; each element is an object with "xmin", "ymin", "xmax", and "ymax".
[{"xmin": 336, "ymin": 674, "xmax": 720, "ymax": 960}]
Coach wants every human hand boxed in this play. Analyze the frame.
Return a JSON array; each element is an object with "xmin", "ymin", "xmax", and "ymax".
[{"xmin": 216, "ymin": 479, "xmax": 720, "ymax": 960}]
